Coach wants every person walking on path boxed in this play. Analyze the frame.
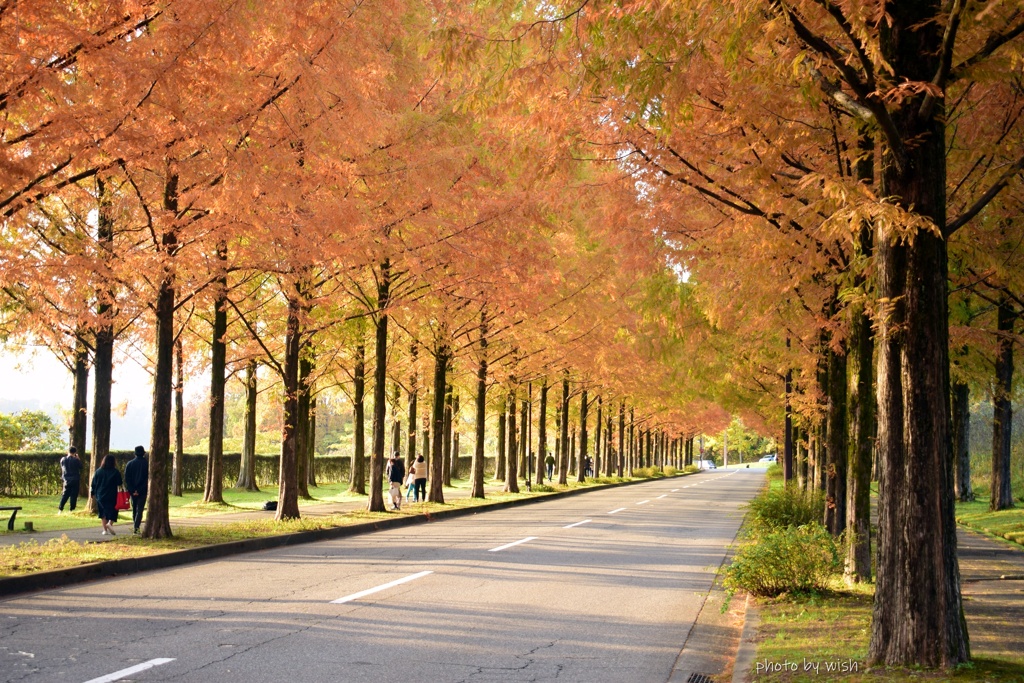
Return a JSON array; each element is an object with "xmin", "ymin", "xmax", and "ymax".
[
  {"xmin": 545, "ymin": 453, "xmax": 555, "ymax": 481},
  {"xmin": 90, "ymin": 454, "xmax": 122, "ymax": 535},
  {"xmin": 387, "ymin": 454, "xmax": 405, "ymax": 510},
  {"xmin": 124, "ymin": 446, "xmax": 149, "ymax": 534},
  {"xmin": 405, "ymin": 468, "xmax": 417, "ymax": 503},
  {"xmin": 58, "ymin": 447, "xmax": 83, "ymax": 513},
  {"xmin": 412, "ymin": 455, "xmax": 427, "ymax": 502}
]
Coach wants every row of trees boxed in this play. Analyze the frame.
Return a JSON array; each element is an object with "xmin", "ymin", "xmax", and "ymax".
[
  {"xmin": 440, "ymin": 0, "xmax": 1023, "ymax": 670},
  {"xmin": 0, "ymin": 0, "xmax": 724, "ymax": 533},
  {"xmin": 3, "ymin": 0, "xmax": 1024, "ymax": 670}
]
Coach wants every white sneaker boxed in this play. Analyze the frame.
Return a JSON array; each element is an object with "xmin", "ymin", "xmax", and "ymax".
[{"xmin": 101, "ymin": 530, "xmax": 107, "ymax": 535}]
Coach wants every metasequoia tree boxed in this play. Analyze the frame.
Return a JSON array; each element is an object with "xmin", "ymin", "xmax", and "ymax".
[{"xmin": 450, "ymin": 0, "xmax": 1024, "ymax": 667}]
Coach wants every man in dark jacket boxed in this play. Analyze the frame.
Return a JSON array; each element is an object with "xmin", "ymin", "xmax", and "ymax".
[
  {"xmin": 58, "ymin": 447, "xmax": 83, "ymax": 513},
  {"xmin": 124, "ymin": 446, "xmax": 149, "ymax": 534},
  {"xmin": 387, "ymin": 455, "xmax": 405, "ymax": 510}
]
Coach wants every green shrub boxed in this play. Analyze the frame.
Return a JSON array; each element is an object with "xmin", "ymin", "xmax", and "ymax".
[
  {"xmin": 746, "ymin": 486, "xmax": 825, "ymax": 534},
  {"xmin": 632, "ymin": 467, "xmax": 666, "ymax": 479},
  {"xmin": 724, "ymin": 523, "xmax": 841, "ymax": 597},
  {"xmin": 766, "ymin": 462, "xmax": 783, "ymax": 479},
  {"xmin": 683, "ymin": 464, "xmax": 699, "ymax": 473}
]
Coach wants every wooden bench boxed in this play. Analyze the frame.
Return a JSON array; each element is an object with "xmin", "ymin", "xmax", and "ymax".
[{"xmin": 1, "ymin": 506, "xmax": 22, "ymax": 531}]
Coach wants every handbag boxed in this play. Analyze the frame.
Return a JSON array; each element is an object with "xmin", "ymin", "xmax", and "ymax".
[{"xmin": 115, "ymin": 490, "xmax": 131, "ymax": 511}]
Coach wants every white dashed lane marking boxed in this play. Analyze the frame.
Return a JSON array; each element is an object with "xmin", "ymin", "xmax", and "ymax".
[
  {"xmin": 82, "ymin": 659, "xmax": 175, "ymax": 683},
  {"xmin": 489, "ymin": 537, "xmax": 538, "ymax": 552},
  {"xmin": 332, "ymin": 571, "xmax": 433, "ymax": 604},
  {"xmin": 564, "ymin": 519, "xmax": 592, "ymax": 529}
]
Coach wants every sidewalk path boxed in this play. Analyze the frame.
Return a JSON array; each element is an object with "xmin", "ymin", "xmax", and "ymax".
[
  {"xmin": 0, "ymin": 482, "xmax": 505, "ymax": 549},
  {"xmin": 958, "ymin": 528, "xmax": 1024, "ymax": 660}
]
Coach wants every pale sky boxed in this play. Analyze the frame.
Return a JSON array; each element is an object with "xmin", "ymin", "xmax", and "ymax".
[{"xmin": 0, "ymin": 344, "xmax": 161, "ymax": 449}]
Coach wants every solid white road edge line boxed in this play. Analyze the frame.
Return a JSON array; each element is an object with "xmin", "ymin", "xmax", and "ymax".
[
  {"xmin": 82, "ymin": 658, "xmax": 175, "ymax": 683},
  {"xmin": 563, "ymin": 519, "xmax": 592, "ymax": 529},
  {"xmin": 608, "ymin": 507, "xmax": 627, "ymax": 514},
  {"xmin": 331, "ymin": 570, "xmax": 433, "ymax": 604},
  {"xmin": 489, "ymin": 536, "xmax": 538, "ymax": 552}
]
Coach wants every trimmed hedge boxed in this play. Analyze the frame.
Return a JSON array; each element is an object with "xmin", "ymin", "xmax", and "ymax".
[{"xmin": 0, "ymin": 452, "xmax": 495, "ymax": 496}]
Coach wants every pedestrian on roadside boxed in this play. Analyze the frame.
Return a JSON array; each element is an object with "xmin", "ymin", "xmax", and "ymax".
[
  {"xmin": 388, "ymin": 454, "xmax": 405, "ymax": 510},
  {"xmin": 405, "ymin": 467, "xmax": 416, "ymax": 503},
  {"xmin": 412, "ymin": 454, "xmax": 428, "ymax": 502},
  {"xmin": 124, "ymin": 446, "xmax": 149, "ymax": 534},
  {"xmin": 545, "ymin": 453, "xmax": 555, "ymax": 481},
  {"xmin": 90, "ymin": 454, "xmax": 123, "ymax": 535},
  {"xmin": 58, "ymin": 446, "xmax": 83, "ymax": 513}
]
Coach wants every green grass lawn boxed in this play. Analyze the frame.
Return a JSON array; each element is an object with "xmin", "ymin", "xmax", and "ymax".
[
  {"xmin": 743, "ymin": 477, "xmax": 1024, "ymax": 681},
  {"xmin": 956, "ymin": 499, "xmax": 1024, "ymax": 547},
  {"xmin": 754, "ymin": 583, "xmax": 1024, "ymax": 682}
]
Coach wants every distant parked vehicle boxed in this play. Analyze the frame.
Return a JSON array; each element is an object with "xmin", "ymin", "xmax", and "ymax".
[
  {"xmin": 759, "ymin": 454, "xmax": 777, "ymax": 463},
  {"xmin": 697, "ymin": 459, "xmax": 717, "ymax": 470}
]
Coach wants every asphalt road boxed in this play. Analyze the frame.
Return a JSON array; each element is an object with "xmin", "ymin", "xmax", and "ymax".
[{"xmin": 1, "ymin": 469, "xmax": 764, "ymax": 683}]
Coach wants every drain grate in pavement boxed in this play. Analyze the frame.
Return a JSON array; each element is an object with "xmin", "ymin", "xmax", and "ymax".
[{"xmin": 687, "ymin": 673, "xmax": 714, "ymax": 683}]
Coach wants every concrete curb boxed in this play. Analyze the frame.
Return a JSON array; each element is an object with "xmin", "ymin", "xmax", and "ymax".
[
  {"xmin": 1, "ymin": 473, "xmax": 687, "ymax": 598},
  {"xmin": 731, "ymin": 594, "xmax": 761, "ymax": 683}
]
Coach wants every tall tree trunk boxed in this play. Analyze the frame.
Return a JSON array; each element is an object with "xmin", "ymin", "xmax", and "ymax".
[
  {"xmin": 296, "ymin": 352, "xmax": 312, "ymax": 499},
  {"xmin": 559, "ymin": 376, "xmax": 570, "ymax": 485},
  {"xmin": 627, "ymin": 407, "xmax": 634, "ymax": 477},
  {"xmin": 951, "ymin": 381, "xmax": 972, "ymax": 502},
  {"xmin": 307, "ymin": 394, "xmax": 317, "ymax": 488},
  {"xmin": 537, "ymin": 380, "xmax": 548, "ymax": 485},
  {"xmin": 990, "ymin": 294, "xmax": 1015, "ymax": 511},
  {"xmin": 368, "ymin": 260, "xmax": 391, "ymax": 513},
  {"xmin": 826, "ymin": 342, "xmax": 850, "ymax": 533},
  {"xmin": 618, "ymin": 404, "xmax": 625, "ymax": 476},
  {"xmin": 784, "ymin": 366, "xmax": 794, "ymax": 482},
  {"xmin": 578, "ymin": 389, "xmax": 588, "ymax": 483},
  {"xmin": 605, "ymin": 413, "xmax": 613, "ymax": 476},
  {"xmin": 594, "ymin": 396, "xmax": 603, "ymax": 477},
  {"xmin": 797, "ymin": 428, "xmax": 808, "ymax": 490},
  {"xmin": 390, "ymin": 382, "xmax": 402, "ymax": 459},
  {"xmin": 275, "ymin": 294, "xmax": 302, "ymax": 520},
  {"xmin": 142, "ymin": 171, "xmax": 178, "ymax": 539},
  {"xmin": 172, "ymin": 337, "xmax": 184, "ymax": 496},
  {"xmin": 428, "ymin": 343, "xmax": 449, "ymax": 503},
  {"xmin": 442, "ymin": 384, "xmax": 453, "ymax": 486},
  {"xmin": 645, "ymin": 428, "xmax": 652, "ymax": 469},
  {"xmin": 204, "ymin": 264, "xmax": 228, "ymax": 504},
  {"xmin": 407, "ymin": 344, "xmax": 418, "ymax": 467},
  {"xmin": 569, "ymin": 427, "xmax": 576, "ymax": 475},
  {"xmin": 869, "ymin": 69, "xmax": 968, "ymax": 662},
  {"xmin": 496, "ymin": 393, "xmax": 507, "ymax": 482},
  {"xmin": 144, "ymin": 272, "xmax": 175, "ymax": 538},
  {"xmin": 554, "ymin": 404, "xmax": 562, "ymax": 478},
  {"xmin": 519, "ymin": 396, "xmax": 529, "ymax": 482},
  {"xmin": 236, "ymin": 360, "xmax": 259, "ymax": 491},
  {"xmin": 89, "ymin": 303, "xmax": 113, "ymax": 513},
  {"xmin": 89, "ymin": 177, "xmax": 114, "ymax": 513},
  {"xmin": 453, "ymin": 393, "xmax": 463, "ymax": 479},
  {"xmin": 472, "ymin": 321, "xmax": 487, "ymax": 498},
  {"xmin": 505, "ymin": 387, "xmax": 519, "ymax": 492},
  {"xmin": 421, "ymin": 411, "xmax": 430, "ymax": 475},
  {"xmin": 847, "ymin": 306, "xmax": 875, "ymax": 581},
  {"xmin": 72, "ymin": 334, "xmax": 89, "ymax": 499},
  {"xmin": 349, "ymin": 344, "xmax": 366, "ymax": 494}
]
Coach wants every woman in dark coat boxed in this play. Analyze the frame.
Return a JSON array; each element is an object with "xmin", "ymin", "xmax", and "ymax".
[{"xmin": 90, "ymin": 454, "xmax": 123, "ymax": 535}]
